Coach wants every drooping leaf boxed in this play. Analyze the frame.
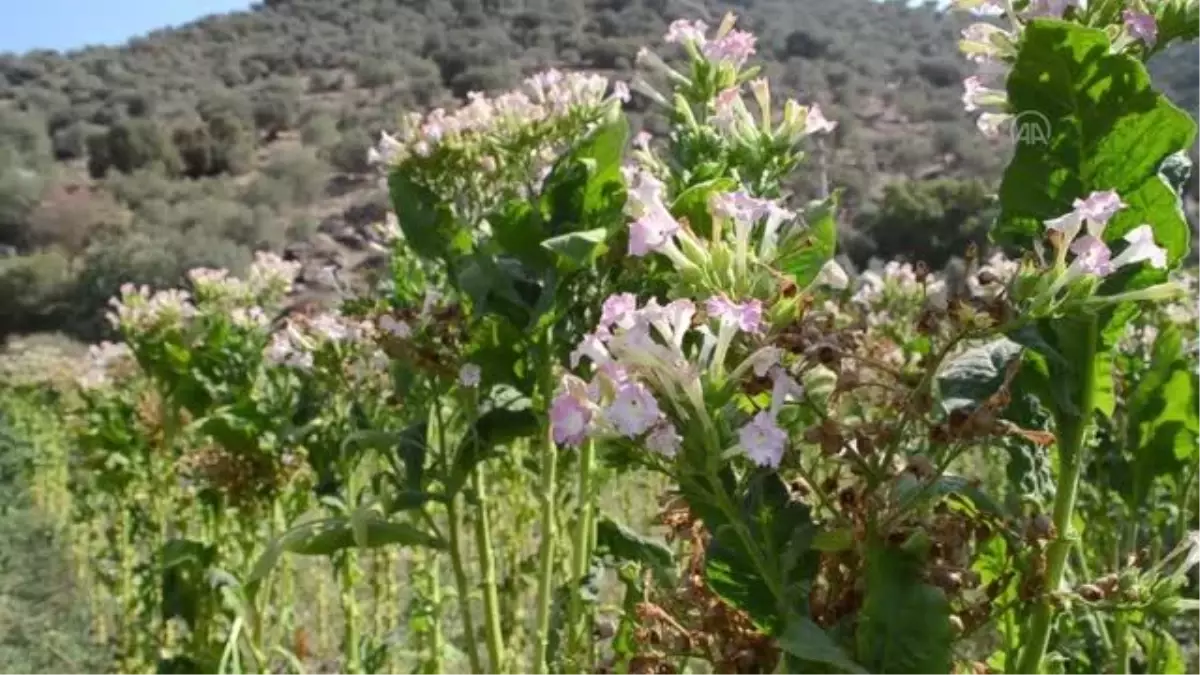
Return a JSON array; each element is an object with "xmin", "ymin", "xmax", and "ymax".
[
  {"xmin": 1122, "ymin": 323, "xmax": 1199, "ymax": 505},
  {"xmin": 996, "ymin": 20, "xmax": 1197, "ymax": 291},
  {"xmin": 388, "ymin": 171, "xmax": 460, "ymax": 262},
  {"xmin": 594, "ymin": 515, "xmax": 674, "ymax": 576},
  {"xmin": 779, "ymin": 615, "xmax": 867, "ymax": 674},
  {"xmin": 284, "ymin": 516, "xmax": 445, "ymax": 555},
  {"xmin": 445, "ymin": 402, "xmax": 539, "ymax": 497},
  {"xmin": 670, "ymin": 176, "xmax": 737, "ymax": 238},
  {"xmin": 935, "ymin": 338, "xmax": 1023, "ymax": 414},
  {"xmin": 541, "ymin": 228, "xmax": 609, "ymax": 270},
  {"xmin": 777, "ymin": 196, "xmax": 839, "ymax": 289},
  {"xmin": 891, "ymin": 473, "xmax": 1006, "ymax": 518},
  {"xmin": 856, "ymin": 542, "xmax": 954, "ymax": 674}
]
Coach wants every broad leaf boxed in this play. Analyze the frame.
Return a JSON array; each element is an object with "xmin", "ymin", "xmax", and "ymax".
[
  {"xmin": 996, "ymin": 20, "xmax": 1197, "ymax": 291},
  {"xmin": 779, "ymin": 615, "xmax": 867, "ymax": 674},
  {"xmin": 388, "ymin": 171, "xmax": 460, "ymax": 262},
  {"xmin": 445, "ymin": 402, "xmax": 539, "ymax": 497},
  {"xmin": 594, "ymin": 515, "xmax": 674, "ymax": 576},
  {"xmin": 777, "ymin": 196, "xmax": 838, "ymax": 289},
  {"xmin": 857, "ymin": 542, "xmax": 953, "ymax": 673},
  {"xmin": 670, "ymin": 176, "xmax": 737, "ymax": 238},
  {"xmin": 541, "ymin": 228, "xmax": 609, "ymax": 270},
  {"xmin": 935, "ymin": 338, "xmax": 1023, "ymax": 414},
  {"xmin": 1123, "ymin": 323, "xmax": 1199, "ymax": 505}
]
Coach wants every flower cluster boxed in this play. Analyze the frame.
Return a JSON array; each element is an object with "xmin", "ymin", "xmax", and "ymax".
[
  {"xmin": 1043, "ymin": 190, "xmax": 1167, "ymax": 296},
  {"xmin": 368, "ymin": 69, "xmax": 627, "ymax": 167},
  {"xmin": 77, "ymin": 341, "xmax": 135, "ymax": 390},
  {"xmin": 553, "ymin": 292, "xmax": 801, "ymax": 468},
  {"xmin": 107, "ymin": 284, "xmax": 197, "ymax": 334}
]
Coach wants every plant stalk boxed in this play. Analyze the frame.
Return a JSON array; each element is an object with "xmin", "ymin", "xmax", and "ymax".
[
  {"xmin": 472, "ymin": 465, "xmax": 507, "ymax": 673},
  {"xmin": 1017, "ymin": 318, "xmax": 1097, "ymax": 674},
  {"xmin": 532, "ymin": 336, "xmax": 560, "ymax": 675},
  {"xmin": 565, "ymin": 438, "xmax": 597, "ymax": 667},
  {"xmin": 447, "ymin": 495, "xmax": 484, "ymax": 673}
]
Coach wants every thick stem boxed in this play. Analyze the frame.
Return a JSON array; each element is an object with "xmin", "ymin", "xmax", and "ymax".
[
  {"xmin": 565, "ymin": 439, "xmax": 597, "ymax": 668},
  {"xmin": 531, "ymin": 420, "xmax": 559, "ymax": 674},
  {"xmin": 447, "ymin": 495, "xmax": 484, "ymax": 673},
  {"xmin": 427, "ymin": 555, "xmax": 445, "ymax": 674},
  {"xmin": 1017, "ymin": 318, "xmax": 1097, "ymax": 674},
  {"xmin": 340, "ymin": 551, "xmax": 362, "ymax": 674},
  {"xmin": 472, "ymin": 466, "xmax": 507, "ymax": 674},
  {"xmin": 532, "ymin": 338, "xmax": 560, "ymax": 675}
]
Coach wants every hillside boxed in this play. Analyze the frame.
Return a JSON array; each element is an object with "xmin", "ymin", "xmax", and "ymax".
[{"xmin": 0, "ymin": 0, "xmax": 1196, "ymax": 342}]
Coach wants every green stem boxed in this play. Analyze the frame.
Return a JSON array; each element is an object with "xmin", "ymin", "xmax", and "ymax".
[
  {"xmin": 340, "ymin": 552, "xmax": 362, "ymax": 673},
  {"xmin": 447, "ymin": 495, "xmax": 484, "ymax": 673},
  {"xmin": 565, "ymin": 438, "xmax": 597, "ymax": 669},
  {"xmin": 1112, "ymin": 614, "xmax": 1131, "ymax": 674},
  {"xmin": 532, "ymin": 338, "xmax": 560, "ymax": 675},
  {"xmin": 531, "ymin": 420, "xmax": 559, "ymax": 674},
  {"xmin": 1017, "ymin": 317, "xmax": 1098, "ymax": 674},
  {"xmin": 427, "ymin": 554, "xmax": 445, "ymax": 674},
  {"xmin": 472, "ymin": 465, "xmax": 506, "ymax": 674}
]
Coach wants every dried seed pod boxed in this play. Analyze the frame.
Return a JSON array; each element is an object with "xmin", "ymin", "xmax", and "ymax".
[{"xmin": 1077, "ymin": 584, "xmax": 1104, "ymax": 602}]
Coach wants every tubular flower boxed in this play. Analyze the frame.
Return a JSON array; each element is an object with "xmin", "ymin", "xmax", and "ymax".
[
  {"xmin": 604, "ymin": 380, "xmax": 663, "ymax": 438},
  {"xmin": 1123, "ymin": 9, "xmax": 1158, "ymax": 47},
  {"xmin": 645, "ymin": 422, "xmax": 683, "ymax": 458},
  {"xmin": 551, "ymin": 376, "xmax": 595, "ymax": 447},
  {"xmin": 1044, "ymin": 191, "xmax": 1168, "ymax": 293},
  {"xmin": 738, "ymin": 411, "xmax": 788, "ymax": 468}
]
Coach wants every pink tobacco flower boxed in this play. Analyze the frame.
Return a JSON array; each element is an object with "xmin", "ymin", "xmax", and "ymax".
[
  {"xmin": 551, "ymin": 389, "xmax": 593, "ymax": 447},
  {"xmin": 1123, "ymin": 9, "xmax": 1158, "ymax": 47},
  {"xmin": 738, "ymin": 411, "xmax": 787, "ymax": 468}
]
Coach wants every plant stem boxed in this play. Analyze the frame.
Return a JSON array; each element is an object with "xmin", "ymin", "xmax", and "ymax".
[
  {"xmin": 472, "ymin": 465, "xmax": 506, "ymax": 674},
  {"xmin": 339, "ymin": 551, "xmax": 362, "ymax": 674},
  {"xmin": 447, "ymin": 495, "xmax": 484, "ymax": 673},
  {"xmin": 565, "ymin": 438, "xmax": 597, "ymax": 669},
  {"xmin": 428, "ymin": 555, "xmax": 445, "ymax": 674},
  {"xmin": 532, "ymin": 337, "xmax": 559, "ymax": 675},
  {"xmin": 1017, "ymin": 317, "xmax": 1098, "ymax": 674}
]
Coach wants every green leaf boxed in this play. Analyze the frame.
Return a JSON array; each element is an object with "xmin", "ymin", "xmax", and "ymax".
[
  {"xmin": 541, "ymin": 228, "xmax": 609, "ymax": 270},
  {"xmin": 996, "ymin": 20, "xmax": 1197, "ymax": 290},
  {"xmin": 892, "ymin": 473, "xmax": 1006, "ymax": 518},
  {"xmin": 594, "ymin": 515, "xmax": 674, "ymax": 575},
  {"xmin": 935, "ymin": 338, "xmax": 1023, "ymax": 414},
  {"xmin": 284, "ymin": 516, "xmax": 444, "ymax": 555},
  {"xmin": 670, "ymin": 177, "xmax": 737, "ymax": 238},
  {"xmin": 779, "ymin": 615, "xmax": 867, "ymax": 674},
  {"xmin": 540, "ymin": 113, "xmax": 629, "ymax": 234},
  {"xmin": 1123, "ymin": 323, "xmax": 1199, "ymax": 504},
  {"xmin": 247, "ymin": 516, "xmax": 444, "ymax": 585},
  {"xmin": 856, "ymin": 542, "xmax": 954, "ymax": 674},
  {"xmin": 445, "ymin": 400, "xmax": 539, "ymax": 497},
  {"xmin": 698, "ymin": 471, "xmax": 818, "ymax": 634},
  {"xmin": 811, "ymin": 528, "xmax": 854, "ymax": 553},
  {"xmin": 1153, "ymin": 0, "xmax": 1200, "ymax": 47},
  {"xmin": 388, "ymin": 171, "xmax": 459, "ymax": 262},
  {"xmin": 777, "ymin": 196, "xmax": 838, "ymax": 289}
]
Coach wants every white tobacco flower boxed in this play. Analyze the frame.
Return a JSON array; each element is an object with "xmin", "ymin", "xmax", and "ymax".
[{"xmin": 458, "ymin": 363, "xmax": 482, "ymax": 388}]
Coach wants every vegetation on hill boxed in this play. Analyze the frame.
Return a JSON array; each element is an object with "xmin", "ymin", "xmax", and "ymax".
[{"xmin": 0, "ymin": 0, "xmax": 1195, "ymax": 341}]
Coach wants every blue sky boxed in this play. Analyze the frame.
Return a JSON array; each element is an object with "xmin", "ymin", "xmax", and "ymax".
[{"xmin": 0, "ymin": 0, "xmax": 254, "ymax": 54}]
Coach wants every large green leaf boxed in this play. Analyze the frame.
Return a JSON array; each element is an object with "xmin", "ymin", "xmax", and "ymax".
[
  {"xmin": 388, "ymin": 171, "xmax": 460, "ymax": 262},
  {"xmin": 856, "ymin": 542, "xmax": 954, "ymax": 674},
  {"xmin": 996, "ymin": 20, "xmax": 1197, "ymax": 290},
  {"xmin": 698, "ymin": 471, "xmax": 817, "ymax": 634},
  {"xmin": 776, "ymin": 196, "xmax": 838, "ymax": 289},
  {"xmin": 445, "ymin": 398, "xmax": 539, "ymax": 497},
  {"xmin": 935, "ymin": 338, "xmax": 1023, "ymax": 414},
  {"xmin": 1123, "ymin": 323, "xmax": 1199, "ymax": 504},
  {"xmin": 247, "ymin": 516, "xmax": 444, "ymax": 586},
  {"xmin": 670, "ymin": 176, "xmax": 737, "ymax": 238},
  {"xmin": 540, "ymin": 112, "xmax": 629, "ymax": 235},
  {"xmin": 541, "ymin": 228, "xmax": 609, "ymax": 270},
  {"xmin": 779, "ymin": 615, "xmax": 867, "ymax": 674},
  {"xmin": 594, "ymin": 515, "xmax": 674, "ymax": 576},
  {"xmin": 283, "ymin": 516, "xmax": 444, "ymax": 555}
]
